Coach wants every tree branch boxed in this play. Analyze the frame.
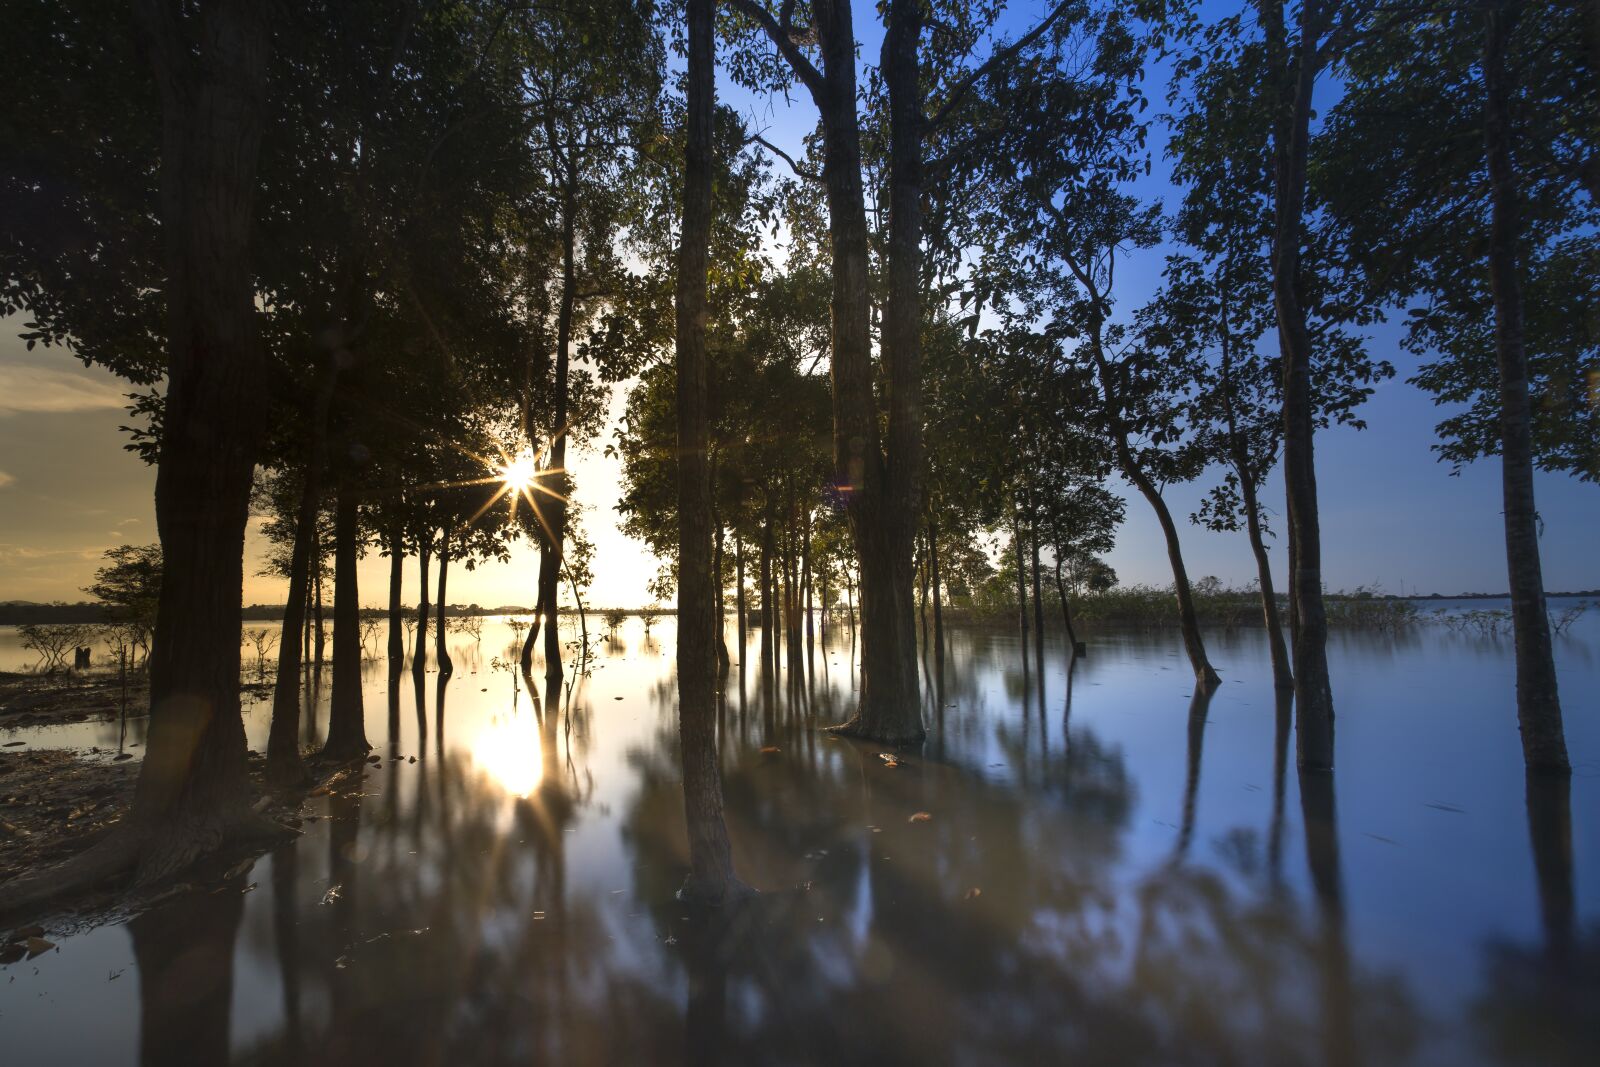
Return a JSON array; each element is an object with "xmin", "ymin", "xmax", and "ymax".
[
  {"xmin": 744, "ymin": 132, "xmax": 822, "ymax": 184},
  {"xmin": 726, "ymin": 0, "xmax": 826, "ymax": 100},
  {"xmin": 926, "ymin": 0, "xmax": 1076, "ymax": 132}
]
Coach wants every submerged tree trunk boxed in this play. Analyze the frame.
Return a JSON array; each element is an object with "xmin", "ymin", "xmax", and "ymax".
[
  {"xmin": 735, "ymin": 532, "xmax": 747, "ymax": 654},
  {"xmin": 106, "ymin": 0, "xmax": 275, "ymax": 887},
  {"xmin": 324, "ymin": 475, "xmax": 368, "ymax": 762},
  {"xmin": 312, "ymin": 527, "xmax": 326, "ymax": 672},
  {"xmin": 830, "ymin": 0, "xmax": 924, "ymax": 743},
  {"xmin": 1126, "ymin": 466, "xmax": 1221, "ymax": 689},
  {"xmin": 1053, "ymin": 558, "xmax": 1080, "ymax": 653},
  {"xmin": 929, "ymin": 513, "xmax": 946, "ymax": 671},
  {"xmin": 1268, "ymin": 0, "xmax": 1334, "ymax": 768},
  {"xmin": 760, "ymin": 519, "xmax": 775, "ymax": 676},
  {"xmin": 714, "ymin": 520, "xmax": 729, "ymax": 672},
  {"xmin": 1482, "ymin": 0, "xmax": 1569, "ymax": 774},
  {"xmin": 267, "ymin": 478, "xmax": 319, "ymax": 787},
  {"xmin": 413, "ymin": 536, "xmax": 430, "ymax": 676},
  {"xmin": 1030, "ymin": 510, "xmax": 1046, "ymax": 671},
  {"xmin": 541, "ymin": 176, "xmax": 579, "ymax": 685},
  {"xmin": 675, "ymin": 0, "xmax": 743, "ymax": 904},
  {"xmin": 733, "ymin": 0, "xmax": 922, "ymax": 741},
  {"xmin": 386, "ymin": 523, "xmax": 404, "ymax": 668},
  {"xmin": 434, "ymin": 525, "xmax": 452, "ymax": 677},
  {"xmin": 522, "ymin": 544, "xmax": 550, "ymax": 674},
  {"xmin": 1243, "ymin": 471, "xmax": 1292, "ymax": 691},
  {"xmin": 1015, "ymin": 505, "xmax": 1029, "ymax": 644}
]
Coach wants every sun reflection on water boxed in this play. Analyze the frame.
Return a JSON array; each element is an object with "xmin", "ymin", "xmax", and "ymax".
[{"xmin": 471, "ymin": 712, "xmax": 543, "ymax": 798}]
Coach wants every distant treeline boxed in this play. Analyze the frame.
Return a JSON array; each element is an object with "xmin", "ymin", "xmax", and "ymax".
[{"xmin": 0, "ymin": 601, "xmax": 539, "ymax": 625}]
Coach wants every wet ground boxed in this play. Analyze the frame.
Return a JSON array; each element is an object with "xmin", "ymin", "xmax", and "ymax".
[{"xmin": 1, "ymin": 609, "xmax": 1596, "ymax": 1066}]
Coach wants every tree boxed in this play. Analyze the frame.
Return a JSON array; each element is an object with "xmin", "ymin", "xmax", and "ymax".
[
  {"xmin": 84, "ymin": 543, "xmax": 162, "ymax": 666},
  {"xmin": 1322, "ymin": 0, "xmax": 1596, "ymax": 773}
]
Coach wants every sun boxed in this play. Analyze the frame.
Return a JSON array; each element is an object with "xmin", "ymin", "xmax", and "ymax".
[{"xmin": 499, "ymin": 451, "xmax": 537, "ymax": 493}]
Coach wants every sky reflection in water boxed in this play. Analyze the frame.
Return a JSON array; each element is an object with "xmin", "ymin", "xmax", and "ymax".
[{"xmin": 1, "ymin": 611, "xmax": 1597, "ymax": 1066}]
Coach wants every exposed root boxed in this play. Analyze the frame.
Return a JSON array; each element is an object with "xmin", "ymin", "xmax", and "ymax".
[
  {"xmin": 826, "ymin": 714, "xmax": 928, "ymax": 746},
  {"xmin": 0, "ymin": 828, "xmax": 144, "ymax": 921}
]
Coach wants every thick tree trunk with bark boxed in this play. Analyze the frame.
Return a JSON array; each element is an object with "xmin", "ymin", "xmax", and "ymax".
[
  {"xmin": 732, "ymin": 0, "xmax": 923, "ymax": 741},
  {"xmin": 324, "ymin": 476, "xmax": 368, "ymax": 761},
  {"xmin": 1482, "ymin": 0, "xmax": 1569, "ymax": 774},
  {"xmin": 675, "ymin": 0, "xmax": 744, "ymax": 904},
  {"xmin": 1268, "ymin": 0, "xmax": 1334, "ymax": 769},
  {"xmin": 830, "ymin": 0, "xmax": 925, "ymax": 743},
  {"xmin": 121, "ymin": 0, "xmax": 274, "ymax": 883}
]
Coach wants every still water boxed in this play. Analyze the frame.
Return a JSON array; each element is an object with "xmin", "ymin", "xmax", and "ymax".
[{"xmin": 1, "ymin": 611, "xmax": 1596, "ymax": 1066}]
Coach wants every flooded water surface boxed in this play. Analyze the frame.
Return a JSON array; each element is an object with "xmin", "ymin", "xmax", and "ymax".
[{"xmin": 2, "ymin": 611, "xmax": 1596, "ymax": 1066}]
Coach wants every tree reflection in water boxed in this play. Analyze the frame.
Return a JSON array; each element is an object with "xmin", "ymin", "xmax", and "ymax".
[{"xmin": 5, "ymin": 622, "xmax": 1592, "ymax": 1065}]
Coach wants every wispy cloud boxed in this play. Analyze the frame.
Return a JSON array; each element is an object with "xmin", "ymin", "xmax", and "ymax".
[{"xmin": 0, "ymin": 364, "xmax": 132, "ymax": 416}]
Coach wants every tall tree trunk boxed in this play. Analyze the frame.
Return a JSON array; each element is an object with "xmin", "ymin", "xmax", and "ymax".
[
  {"xmin": 1030, "ymin": 510, "xmax": 1046, "ymax": 672},
  {"xmin": 760, "ymin": 519, "xmax": 775, "ymax": 676},
  {"xmin": 434, "ymin": 526, "xmax": 452, "ymax": 676},
  {"xmin": 929, "ymin": 513, "xmax": 946, "ymax": 670},
  {"xmin": 1243, "ymin": 471, "xmax": 1293, "ymax": 690},
  {"xmin": 386, "ymin": 523, "xmax": 403, "ymax": 668},
  {"xmin": 714, "ymin": 520, "xmax": 729, "ymax": 672},
  {"xmin": 675, "ymin": 0, "xmax": 743, "ymax": 904},
  {"xmin": 114, "ymin": 0, "xmax": 271, "ymax": 886},
  {"xmin": 1268, "ymin": 0, "xmax": 1334, "ymax": 768},
  {"xmin": 1482, "ymin": 0, "xmax": 1569, "ymax": 774},
  {"xmin": 1014, "ymin": 504, "xmax": 1030, "ymax": 657},
  {"xmin": 802, "ymin": 511, "xmax": 815, "ymax": 666},
  {"xmin": 413, "ymin": 535, "xmax": 430, "ymax": 675},
  {"xmin": 735, "ymin": 532, "xmax": 747, "ymax": 652},
  {"xmin": 917, "ymin": 535, "xmax": 930, "ymax": 649},
  {"xmin": 541, "ymin": 177, "xmax": 578, "ymax": 684},
  {"xmin": 267, "ymin": 508, "xmax": 312, "ymax": 787},
  {"xmin": 1053, "ymin": 557, "xmax": 1081, "ymax": 653},
  {"xmin": 522, "ymin": 544, "xmax": 550, "ymax": 673},
  {"xmin": 1219, "ymin": 281, "xmax": 1292, "ymax": 690},
  {"xmin": 748, "ymin": 0, "xmax": 924, "ymax": 741},
  {"xmin": 324, "ymin": 475, "xmax": 368, "ymax": 761},
  {"xmin": 312, "ymin": 526, "xmax": 326, "ymax": 671},
  {"xmin": 1121, "ymin": 457, "xmax": 1221, "ymax": 689}
]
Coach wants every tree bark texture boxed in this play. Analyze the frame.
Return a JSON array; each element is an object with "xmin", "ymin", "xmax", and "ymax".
[
  {"xmin": 324, "ymin": 475, "xmax": 369, "ymax": 761},
  {"xmin": 675, "ymin": 0, "xmax": 742, "ymax": 904},
  {"xmin": 126, "ymin": 0, "xmax": 272, "ymax": 879},
  {"xmin": 1482, "ymin": 0, "xmax": 1569, "ymax": 774},
  {"xmin": 1269, "ymin": 0, "xmax": 1335, "ymax": 768}
]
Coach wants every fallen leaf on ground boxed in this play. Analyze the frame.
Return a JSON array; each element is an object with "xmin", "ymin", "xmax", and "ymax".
[
  {"xmin": 24, "ymin": 937, "xmax": 55, "ymax": 958},
  {"xmin": 908, "ymin": 811, "xmax": 932, "ymax": 823}
]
